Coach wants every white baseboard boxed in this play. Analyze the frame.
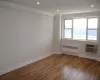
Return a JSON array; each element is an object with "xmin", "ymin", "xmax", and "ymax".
[
  {"xmin": 53, "ymin": 52, "xmax": 61, "ymax": 55},
  {"xmin": 62, "ymin": 51, "xmax": 100, "ymax": 62},
  {"xmin": 0, "ymin": 53, "xmax": 53, "ymax": 75}
]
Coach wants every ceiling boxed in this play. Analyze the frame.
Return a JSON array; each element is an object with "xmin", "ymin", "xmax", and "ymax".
[{"xmin": 1, "ymin": 0, "xmax": 100, "ymax": 14}]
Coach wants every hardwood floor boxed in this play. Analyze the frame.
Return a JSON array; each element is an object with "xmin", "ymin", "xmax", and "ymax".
[{"xmin": 1, "ymin": 54, "xmax": 100, "ymax": 80}]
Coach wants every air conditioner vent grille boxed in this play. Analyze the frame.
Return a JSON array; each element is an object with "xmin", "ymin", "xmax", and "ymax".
[{"xmin": 85, "ymin": 44, "xmax": 99, "ymax": 53}]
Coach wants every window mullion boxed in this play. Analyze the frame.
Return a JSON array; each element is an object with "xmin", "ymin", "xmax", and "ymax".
[
  {"xmin": 72, "ymin": 19, "xmax": 73, "ymax": 39},
  {"xmin": 86, "ymin": 18, "xmax": 88, "ymax": 40},
  {"xmin": 88, "ymin": 29, "xmax": 97, "ymax": 30},
  {"xmin": 65, "ymin": 28, "xmax": 72, "ymax": 29}
]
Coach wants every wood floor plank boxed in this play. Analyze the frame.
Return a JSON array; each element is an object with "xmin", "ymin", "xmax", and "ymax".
[{"xmin": 1, "ymin": 54, "xmax": 100, "ymax": 80}]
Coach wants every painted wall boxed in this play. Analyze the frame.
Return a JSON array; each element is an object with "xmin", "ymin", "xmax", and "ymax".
[
  {"xmin": 54, "ymin": 12, "xmax": 100, "ymax": 60},
  {"xmin": 61, "ymin": 39, "xmax": 100, "ymax": 60},
  {"xmin": 53, "ymin": 15, "xmax": 61, "ymax": 53},
  {"xmin": 0, "ymin": 5, "xmax": 54, "ymax": 74}
]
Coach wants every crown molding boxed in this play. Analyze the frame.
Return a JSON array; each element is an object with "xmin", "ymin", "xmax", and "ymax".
[{"xmin": 0, "ymin": 1, "xmax": 54, "ymax": 17}]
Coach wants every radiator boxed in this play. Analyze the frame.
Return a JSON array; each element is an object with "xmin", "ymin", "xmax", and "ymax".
[{"xmin": 63, "ymin": 45, "xmax": 78, "ymax": 50}]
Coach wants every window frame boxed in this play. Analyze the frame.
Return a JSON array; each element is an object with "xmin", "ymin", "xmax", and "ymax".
[
  {"xmin": 64, "ymin": 19, "xmax": 73, "ymax": 39},
  {"xmin": 64, "ymin": 17, "xmax": 98, "ymax": 41}
]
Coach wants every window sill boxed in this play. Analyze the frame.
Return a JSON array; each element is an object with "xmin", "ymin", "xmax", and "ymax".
[{"xmin": 62, "ymin": 38, "xmax": 98, "ymax": 43}]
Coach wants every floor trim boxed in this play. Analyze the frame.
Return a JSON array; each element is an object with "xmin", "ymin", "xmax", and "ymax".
[{"xmin": 0, "ymin": 53, "xmax": 52, "ymax": 75}]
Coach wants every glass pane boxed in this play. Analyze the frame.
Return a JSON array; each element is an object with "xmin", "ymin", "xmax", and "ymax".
[
  {"xmin": 65, "ymin": 20, "xmax": 72, "ymax": 28},
  {"xmin": 88, "ymin": 18, "xmax": 98, "ymax": 29},
  {"xmin": 65, "ymin": 29, "xmax": 72, "ymax": 38},
  {"xmin": 73, "ymin": 18, "xmax": 87, "ymax": 40},
  {"xmin": 88, "ymin": 30, "xmax": 97, "ymax": 40}
]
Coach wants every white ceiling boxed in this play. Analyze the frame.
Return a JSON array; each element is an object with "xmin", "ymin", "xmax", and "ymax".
[{"xmin": 1, "ymin": 0, "xmax": 100, "ymax": 14}]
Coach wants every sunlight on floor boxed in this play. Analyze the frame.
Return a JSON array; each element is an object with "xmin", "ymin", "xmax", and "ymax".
[{"xmin": 63, "ymin": 66, "xmax": 96, "ymax": 80}]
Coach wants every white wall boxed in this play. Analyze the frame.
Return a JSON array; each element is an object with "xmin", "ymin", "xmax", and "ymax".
[
  {"xmin": 53, "ymin": 15, "xmax": 61, "ymax": 53},
  {"xmin": 0, "ymin": 5, "xmax": 54, "ymax": 74},
  {"xmin": 54, "ymin": 12, "xmax": 100, "ymax": 61},
  {"xmin": 61, "ymin": 39, "xmax": 100, "ymax": 60}
]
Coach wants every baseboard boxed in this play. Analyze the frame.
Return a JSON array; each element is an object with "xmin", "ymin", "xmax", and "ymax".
[
  {"xmin": 62, "ymin": 52, "xmax": 100, "ymax": 62},
  {"xmin": 0, "ymin": 52, "xmax": 53, "ymax": 75},
  {"xmin": 78, "ymin": 54, "xmax": 100, "ymax": 62},
  {"xmin": 53, "ymin": 52, "xmax": 61, "ymax": 55}
]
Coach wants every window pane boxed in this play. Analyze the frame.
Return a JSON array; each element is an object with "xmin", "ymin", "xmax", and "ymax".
[
  {"xmin": 73, "ymin": 18, "xmax": 87, "ymax": 40},
  {"xmin": 65, "ymin": 20, "xmax": 72, "ymax": 28},
  {"xmin": 65, "ymin": 29, "xmax": 72, "ymax": 38},
  {"xmin": 88, "ymin": 30, "xmax": 97, "ymax": 40},
  {"xmin": 88, "ymin": 18, "xmax": 98, "ymax": 29}
]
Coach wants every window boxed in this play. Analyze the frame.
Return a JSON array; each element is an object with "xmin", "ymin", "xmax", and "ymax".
[{"xmin": 64, "ymin": 18, "xmax": 98, "ymax": 40}]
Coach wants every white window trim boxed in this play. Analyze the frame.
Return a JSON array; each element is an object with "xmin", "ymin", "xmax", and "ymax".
[{"xmin": 62, "ymin": 17, "xmax": 99, "ymax": 42}]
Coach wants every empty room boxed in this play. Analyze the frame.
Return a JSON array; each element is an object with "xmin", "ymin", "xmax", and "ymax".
[{"xmin": 0, "ymin": 0, "xmax": 100, "ymax": 80}]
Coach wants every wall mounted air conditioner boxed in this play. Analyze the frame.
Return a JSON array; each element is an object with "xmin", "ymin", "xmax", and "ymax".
[{"xmin": 85, "ymin": 44, "xmax": 99, "ymax": 53}]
